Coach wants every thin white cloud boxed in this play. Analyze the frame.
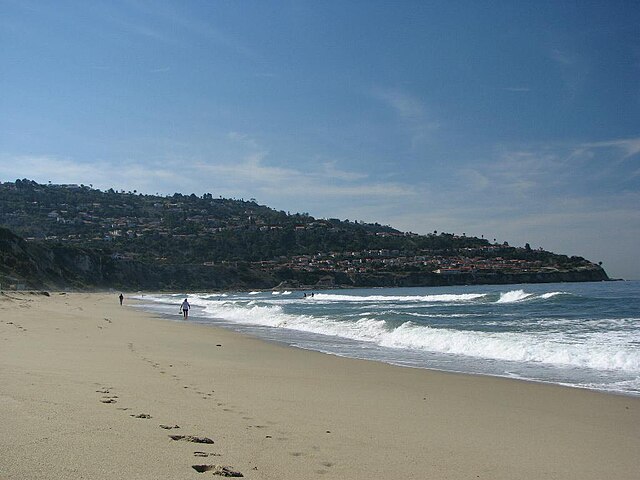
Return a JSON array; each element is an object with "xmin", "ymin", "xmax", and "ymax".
[
  {"xmin": 580, "ymin": 138, "xmax": 640, "ymax": 159},
  {"xmin": 550, "ymin": 48, "xmax": 575, "ymax": 66},
  {"xmin": 227, "ymin": 131, "xmax": 261, "ymax": 150},
  {"xmin": 457, "ymin": 168, "xmax": 490, "ymax": 191},
  {"xmin": 548, "ymin": 46, "xmax": 588, "ymax": 98},
  {"xmin": 370, "ymin": 87, "xmax": 439, "ymax": 147},
  {"xmin": 319, "ymin": 161, "xmax": 368, "ymax": 181},
  {"xmin": 0, "ymin": 147, "xmax": 416, "ymax": 205},
  {"xmin": 371, "ymin": 88, "xmax": 424, "ymax": 119},
  {"xmin": 123, "ymin": 0, "xmax": 259, "ymax": 61},
  {"xmin": 195, "ymin": 153, "xmax": 413, "ymax": 199}
]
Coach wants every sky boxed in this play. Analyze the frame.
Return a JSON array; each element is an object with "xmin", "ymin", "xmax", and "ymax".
[{"xmin": 1, "ymin": 1, "xmax": 639, "ymax": 279}]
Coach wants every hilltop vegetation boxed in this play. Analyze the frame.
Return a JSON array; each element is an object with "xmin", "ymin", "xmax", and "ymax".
[{"xmin": 0, "ymin": 179, "xmax": 607, "ymax": 290}]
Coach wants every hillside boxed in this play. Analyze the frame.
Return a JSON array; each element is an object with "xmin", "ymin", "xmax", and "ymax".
[{"xmin": 0, "ymin": 179, "xmax": 608, "ymax": 290}]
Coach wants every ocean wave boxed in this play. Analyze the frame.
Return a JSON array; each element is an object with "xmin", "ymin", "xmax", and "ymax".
[
  {"xmin": 495, "ymin": 290, "xmax": 569, "ymax": 304},
  {"xmin": 197, "ymin": 301, "xmax": 640, "ymax": 373},
  {"xmin": 312, "ymin": 293, "xmax": 487, "ymax": 303},
  {"xmin": 540, "ymin": 292, "xmax": 567, "ymax": 299},
  {"xmin": 496, "ymin": 289, "xmax": 533, "ymax": 303},
  {"xmin": 403, "ymin": 312, "xmax": 486, "ymax": 318},
  {"xmin": 303, "ymin": 290, "xmax": 569, "ymax": 305},
  {"xmin": 380, "ymin": 323, "xmax": 640, "ymax": 372}
]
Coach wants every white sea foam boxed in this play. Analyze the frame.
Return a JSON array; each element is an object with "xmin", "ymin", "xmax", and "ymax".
[
  {"xmin": 195, "ymin": 301, "xmax": 640, "ymax": 373},
  {"xmin": 380, "ymin": 323, "xmax": 640, "ymax": 372},
  {"xmin": 404, "ymin": 312, "xmax": 485, "ymax": 318},
  {"xmin": 540, "ymin": 292, "xmax": 567, "ymax": 299},
  {"xmin": 494, "ymin": 290, "xmax": 567, "ymax": 303},
  {"xmin": 496, "ymin": 289, "xmax": 533, "ymax": 303},
  {"xmin": 312, "ymin": 293, "xmax": 487, "ymax": 303}
]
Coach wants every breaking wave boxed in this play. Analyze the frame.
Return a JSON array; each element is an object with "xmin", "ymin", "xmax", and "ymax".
[
  {"xmin": 134, "ymin": 283, "xmax": 640, "ymax": 395},
  {"xmin": 312, "ymin": 293, "xmax": 487, "ymax": 303},
  {"xmin": 196, "ymin": 302, "xmax": 640, "ymax": 373}
]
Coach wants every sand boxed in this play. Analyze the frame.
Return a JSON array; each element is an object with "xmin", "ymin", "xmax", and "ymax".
[{"xmin": 0, "ymin": 291, "xmax": 638, "ymax": 479}]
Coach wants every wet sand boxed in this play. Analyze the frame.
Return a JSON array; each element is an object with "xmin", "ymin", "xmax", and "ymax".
[{"xmin": 1, "ymin": 291, "xmax": 638, "ymax": 479}]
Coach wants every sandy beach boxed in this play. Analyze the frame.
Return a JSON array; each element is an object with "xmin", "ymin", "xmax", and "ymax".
[{"xmin": 1, "ymin": 292, "xmax": 638, "ymax": 479}]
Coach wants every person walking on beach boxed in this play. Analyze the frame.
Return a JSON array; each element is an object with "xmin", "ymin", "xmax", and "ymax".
[
  {"xmin": 180, "ymin": 298, "xmax": 190, "ymax": 319},
  {"xmin": 119, "ymin": 293, "xmax": 124, "ymax": 305}
]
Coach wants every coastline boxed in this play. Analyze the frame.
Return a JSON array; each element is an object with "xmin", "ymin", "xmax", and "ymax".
[{"xmin": 1, "ymin": 292, "xmax": 638, "ymax": 479}]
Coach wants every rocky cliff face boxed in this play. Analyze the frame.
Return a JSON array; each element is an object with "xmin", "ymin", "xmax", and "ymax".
[
  {"xmin": 0, "ymin": 228, "xmax": 274, "ymax": 290},
  {"xmin": 0, "ymin": 227, "xmax": 609, "ymax": 291}
]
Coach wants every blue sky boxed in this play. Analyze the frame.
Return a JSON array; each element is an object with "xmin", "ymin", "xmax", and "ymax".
[{"xmin": 1, "ymin": 1, "xmax": 639, "ymax": 279}]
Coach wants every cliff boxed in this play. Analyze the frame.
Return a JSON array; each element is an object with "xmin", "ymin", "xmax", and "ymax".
[{"xmin": 0, "ymin": 226, "xmax": 608, "ymax": 291}]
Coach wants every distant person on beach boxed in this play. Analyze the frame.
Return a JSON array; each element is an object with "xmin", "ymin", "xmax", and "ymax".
[
  {"xmin": 119, "ymin": 293, "xmax": 124, "ymax": 305},
  {"xmin": 180, "ymin": 298, "xmax": 190, "ymax": 319}
]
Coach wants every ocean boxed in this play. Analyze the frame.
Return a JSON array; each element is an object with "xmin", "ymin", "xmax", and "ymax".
[{"xmin": 133, "ymin": 281, "xmax": 640, "ymax": 397}]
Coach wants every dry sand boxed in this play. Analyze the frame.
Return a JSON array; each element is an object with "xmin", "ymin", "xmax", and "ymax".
[{"xmin": 1, "ymin": 291, "xmax": 638, "ymax": 479}]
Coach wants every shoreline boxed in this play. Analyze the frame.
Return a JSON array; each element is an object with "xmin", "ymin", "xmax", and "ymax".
[
  {"xmin": 153, "ymin": 306, "xmax": 640, "ymax": 399},
  {"xmin": 1, "ymin": 292, "xmax": 639, "ymax": 479},
  {"xmin": 134, "ymin": 285, "xmax": 640, "ymax": 399}
]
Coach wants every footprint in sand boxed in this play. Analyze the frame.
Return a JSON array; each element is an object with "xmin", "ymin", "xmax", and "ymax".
[
  {"xmin": 97, "ymin": 387, "xmax": 118, "ymax": 403},
  {"xmin": 193, "ymin": 451, "xmax": 222, "ymax": 457},
  {"xmin": 159, "ymin": 424, "xmax": 180, "ymax": 430},
  {"xmin": 169, "ymin": 435, "xmax": 214, "ymax": 444},
  {"xmin": 191, "ymin": 464, "xmax": 243, "ymax": 476},
  {"xmin": 130, "ymin": 413, "xmax": 152, "ymax": 419}
]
